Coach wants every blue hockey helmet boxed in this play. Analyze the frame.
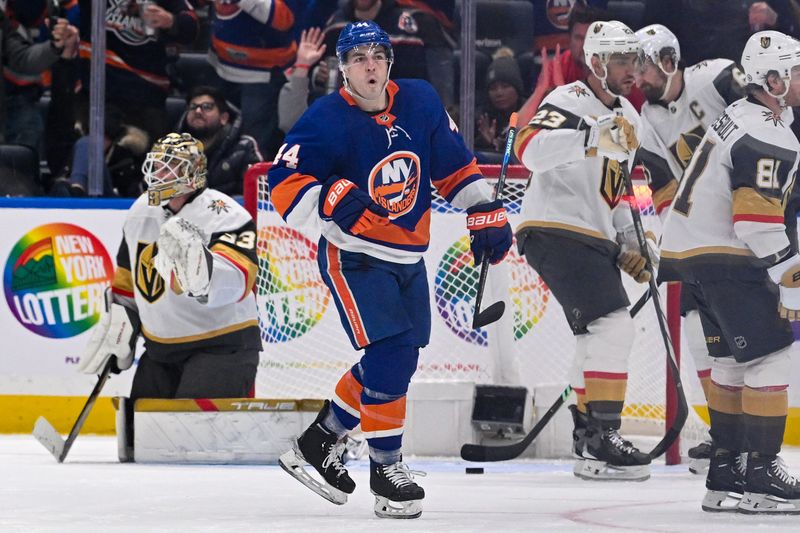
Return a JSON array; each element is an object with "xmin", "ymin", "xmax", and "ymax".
[{"xmin": 336, "ymin": 20, "xmax": 393, "ymax": 63}]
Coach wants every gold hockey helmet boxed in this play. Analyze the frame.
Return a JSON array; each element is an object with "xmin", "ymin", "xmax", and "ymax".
[{"xmin": 143, "ymin": 132, "xmax": 208, "ymax": 206}]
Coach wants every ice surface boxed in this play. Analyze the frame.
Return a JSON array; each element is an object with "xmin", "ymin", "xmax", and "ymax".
[{"xmin": 3, "ymin": 435, "xmax": 800, "ymax": 532}]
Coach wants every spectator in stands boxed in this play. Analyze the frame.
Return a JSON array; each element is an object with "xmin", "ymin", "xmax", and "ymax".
[
  {"xmin": 277, "ymin": 27, "xmax": 328, "ymax": 133},
  {"xmin": 0, "ymin": 5, "xmax": 79, "ymax": 145},
  {"xmin": 54, "ymin": 107, "xmax": 149, "ymax": 197},
  {"xmin": 3, "ymin": 1, "xmax": 79, "ymax": 151},
  {"xmin": 475, "ymin": 48, "xmax": 524, "ymax": 157},
  {"xmin": 176, "ymin": 85, "xmax": 263, "ymax": 195},
  {"xmin": 676, "ymin": 1, "xmax": 799, "ymax": 65},
  {"xmin": 77, "ymin": 1, "xmax": 199, "ymax": 147},
  {"xmin": 317, "ymin": 0, "xmax": 455, "ymax": 105},
  {"xmin": 518, "ymin": 3, "xmax": 644, "ymax": 124},
  {"xmin": 207, "ymin": 0, "xmax": 298, "ymax": 158}
]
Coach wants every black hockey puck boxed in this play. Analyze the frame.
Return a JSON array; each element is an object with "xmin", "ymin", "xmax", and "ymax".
[{"xmin": 465, "ymin": 467, "xmax": 484, "ymax": 474}]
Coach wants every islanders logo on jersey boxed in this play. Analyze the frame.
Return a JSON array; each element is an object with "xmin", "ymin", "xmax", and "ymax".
[
  {"xmin": 546, "ymin": 0, "xmax": 575, "ymax": 30},
  {"xmin": 3, "ymin": 224, "xmax": 114, "ymax": 338},
  {"xmin": 368, "ymin": 151, "xmax": 421, "ymax": 219},
  {"xmin": 214, "ymin": 0, "xmax": 242, "ymax": 19}
]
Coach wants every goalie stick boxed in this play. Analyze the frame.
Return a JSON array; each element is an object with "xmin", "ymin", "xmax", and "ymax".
[
  {"xmin": 472, "ymin": 112, "xmax": 518, "ymax": 329},
  {"xmin": 33, "ymin": 358, "xmax": 114, "ymax": 462},
  {"xmin": 460, "ymin": 287, "xmax": 652, "ymax": 462}
]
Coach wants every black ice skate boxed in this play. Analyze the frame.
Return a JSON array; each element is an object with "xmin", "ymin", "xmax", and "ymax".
[
  {"xmin": 370, "ymin": 460, "xmax": 426, "ymax": 519},
  {"xmin": 569, "ymin": 404, "xmax": 588, "ymax": 458},
  {"xmin": 701, "ymin": 448, "xmax": 745, "ymax": 512},
  {"xmin": 688, "ymin": 439, "xmax": 712, "ymax": 475},
  {"xmin": 574, "ymin": 418, "xmax": 651, "ymax": 482},
  {"xmin": 278, "ymin": 400, "xmax": 356, "ymax": 505},
  {"xmin": 738, "ymin": 452, "xmax": 800, "ymax": 514}
]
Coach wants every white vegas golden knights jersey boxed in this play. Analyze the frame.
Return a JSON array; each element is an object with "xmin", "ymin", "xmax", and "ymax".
[
  {"xmin": 111, "ymin": 188, "xmax": 260, "ymax": 357},
  {"xmin": 660, "ymin": 97, "xmax": 800, "ymax": 281},
  {"xmin": 638, "ymin": 59, "xmax": 744, "ymax": 213},
  {"xmin": 513, "ymin": 80, "xmax": 643, "ymax": 244}
]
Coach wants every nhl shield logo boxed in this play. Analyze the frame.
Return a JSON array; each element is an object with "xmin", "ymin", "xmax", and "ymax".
[
  {"xmin": 761, "ymin": 36, "xmax": 771, "ymax": 48},
  {"xmin": 734, "ymin": 336, "xmax": 748, "ymax": 349}
]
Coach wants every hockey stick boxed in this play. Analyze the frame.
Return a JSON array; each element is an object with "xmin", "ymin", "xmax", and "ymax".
[
  {"xmin": 472, "ymin": 113, "xmax": 519, "ymax": 329},
  {"xmin": 33, "ymin": 358, "xmax": 114, "ymax": 462},
  {"xmin": 460, "ymin": 288, "xmax": 653, "ymax": 462},
  {"xmin": 618, "ymin": 151, "xmax": 688, "ymax": 460}
]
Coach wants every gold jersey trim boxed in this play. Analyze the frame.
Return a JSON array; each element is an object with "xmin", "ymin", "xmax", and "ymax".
[
  {"xmin": 142, "ymin": 319, "xmax": 259, "ymax": 344},
  {"xmin": 515, "ymin": 220, "xmax": 611, "ymax": 242},
  {"xmin": 660, "ymin": 246, "xmax": 755, "ymax": 260}
]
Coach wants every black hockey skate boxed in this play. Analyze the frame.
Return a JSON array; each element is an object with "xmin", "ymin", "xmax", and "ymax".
[
  {"xmin": 569, "ymin": 404, "xmax": 588, "ymax": 458},
  {"xmin": 701, "ymin": 448, "xmax": 745, "ymax": 512},
  {"xmin": 738, "ymin": 452, "xmax": 800, "ymax": 514},
  {"xmin": 688, "ymin": 439, "xmax": 712, "ymax": 475},
  {"xmin": 279, "ymin": 400, "xmax": 356, "ymax": 505},
  {"xmin": 574, "ymin": 417, "xmax": 651, "ymax": 482},
  {"xmin": 370, "ymin": 459, "xmax": 426, "ymax": 519}
]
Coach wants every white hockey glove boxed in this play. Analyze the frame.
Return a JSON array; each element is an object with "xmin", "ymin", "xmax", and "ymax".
[
  {"xmin": 616, "ymin": 228, "xmax": 659, "ymax": 283},
  {"xmin": 79, "ymin": 288, "xmax": 140, "ymax": 375},
  {"xmin": 581, "ymin": 114, "xmax": 638, "ymax": 162},
  {"xmin": 768, "ymin": 254, "xmax": 800, "ymax": 319},
  {"xmin": 154, "ymin": 216, "xmax": 213, "ymax": 299}
]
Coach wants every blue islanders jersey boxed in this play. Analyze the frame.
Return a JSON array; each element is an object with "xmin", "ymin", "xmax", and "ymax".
[{"xmin": 268, "ymin": 79, "xmax": 492, "ymax": 263}]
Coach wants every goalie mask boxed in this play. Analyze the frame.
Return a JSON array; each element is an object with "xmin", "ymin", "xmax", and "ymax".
[{"xmin": 143, "ymin": 133, "xmax": 208, "ymax": 206}]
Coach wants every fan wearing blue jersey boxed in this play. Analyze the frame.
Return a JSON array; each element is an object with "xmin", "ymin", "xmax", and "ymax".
[{"xmin": 271, "ymin": 20, "xmax": 512, "ymax": 519}]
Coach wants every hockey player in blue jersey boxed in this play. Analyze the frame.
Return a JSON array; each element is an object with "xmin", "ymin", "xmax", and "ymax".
[{"xmin": 270, "ymin": 20, "xmax": 512, "ymax": 519}]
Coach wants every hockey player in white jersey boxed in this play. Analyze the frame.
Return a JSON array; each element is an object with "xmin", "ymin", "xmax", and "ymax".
[
  {"xmin": 634, "ymin": 24, "xmax": 745, "ymax": 475},
  {"xmin": 660, "ymin": 31, "xmax": 800, "ymax": 513},
  {"xmin": 514, "ymin": 20, "xmax": 659, "ymax": 482},
  {"xmin": 78, "ymin": 133, "xmax": 261, "ymax": 458}
]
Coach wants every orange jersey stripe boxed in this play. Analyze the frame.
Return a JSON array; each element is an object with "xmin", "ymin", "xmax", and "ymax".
[
  {"xmin": 326, "ymin": 242, "xmax": 369, "ymax": 347},
  {"xmin": 270, "ymin": 173, "xmax": 318, "ymax": 218},
  {"xmin": 359, "ymin": 209, "xmax": 431, "ymax": 248},
  {"xmin": 271, "ymin": 0, "xmax": 295, "ymax": 31},
  {"xmin": 79, "ymin": 43, "xmax": 169, "ymax": 90},
  {"xmin": 434, "ymin": 159, "xmax": 482, "ymax": 200},
  {"xmin": 212, "ymin": 36, "xmax": 297, "ymax": 69}
]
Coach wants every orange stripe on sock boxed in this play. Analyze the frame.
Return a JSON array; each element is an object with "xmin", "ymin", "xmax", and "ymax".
[
  {"xmin": 334, "ymin": 371, "xmax": 363, "ymax": 413},
  {"xmin": 360, "ymin": 397, "xmax": 406, "ymax": 433}
]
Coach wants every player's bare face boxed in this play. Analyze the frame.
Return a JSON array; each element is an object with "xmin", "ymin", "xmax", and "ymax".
[
  {"xmin": 343, "ymin": 45, "xmax": 390, "ymax": 108},
  {"xmin": 635, "ymin": 58, "xmax": 668, "ymax": 104},
  {"xmin": 605, "ymin": 53, "xmax": 639, "ymax": 96}
]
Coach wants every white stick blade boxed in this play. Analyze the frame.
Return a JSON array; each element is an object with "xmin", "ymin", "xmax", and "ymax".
[{"xmin": 33, "ymin": 416, "xmax": 66, "ymax": 462}]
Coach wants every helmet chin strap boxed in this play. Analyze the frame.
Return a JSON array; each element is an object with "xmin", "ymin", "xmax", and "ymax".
[
  {"xmin": 595, "ymin": 62, "xmax": 622, "ymax": 99},
  {"xmin": 764, "ymin": 77, "xmax": 790, "ymax": 108}
]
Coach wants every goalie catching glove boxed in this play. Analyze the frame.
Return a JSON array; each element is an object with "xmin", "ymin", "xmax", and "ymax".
[
  {"xmin": 581, "ymin": 114, "xmax": 639, "ymax": 162},
  {"xmin": 768, "ymin": 254, "xmax": 800, "ymax": 319},
  {"xmin": 154, "ymin": 216, "xmax": 213, "ymax": 299},
  {"xmin": 616, "ymin": 228, "xmax": 659, "ymax": 283},
  {"xmin": 319, "ymin": 178, "xmax": 391, "ymax": 235},
  {"xmin": 466, "ymin": 199, "xmax": 513, "ymax": 265},
  {"xmin": 79, "ymin": 288, "xmax": 141, "ymax": 375}
]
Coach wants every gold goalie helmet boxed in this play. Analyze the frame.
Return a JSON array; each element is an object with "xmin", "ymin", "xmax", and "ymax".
[{"xmin": 143, "ymin": 132, "xmax": 208, "ymax": 206}]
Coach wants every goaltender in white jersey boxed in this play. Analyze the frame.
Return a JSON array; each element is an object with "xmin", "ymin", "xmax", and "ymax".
[{"xmin": 78, "ymin": 133, "xmax": 261, "ymax": 459}]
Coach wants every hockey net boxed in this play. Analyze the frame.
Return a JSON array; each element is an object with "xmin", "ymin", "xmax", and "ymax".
[{"xmin": 245, "ymin": 162, "xmax": 709, "ymax": 461}]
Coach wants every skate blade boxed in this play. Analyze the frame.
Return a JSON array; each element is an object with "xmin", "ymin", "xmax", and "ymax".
[
  {"xmin": 701, "ymin": 490, "xmax": 741, "ymax": 513},
  {"xmin": 737, "ymin": 492, "xmax": 800, "ymax": 514},
  {"xmin": 573, "ymin": 459, "xmax": 650, "ymax": 482},
  {"xmin": 688, "ymin": 457, "xmax": 710, "ymax": 475},
  {"xmin": 372, "ymin": 494, "xmax": 422, "ymax": 519},
  {"xmin": 278, "ymin": 449, "xmax": 348, "ymax": 506}
]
